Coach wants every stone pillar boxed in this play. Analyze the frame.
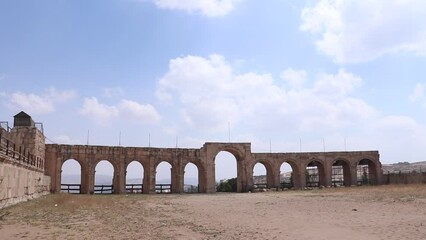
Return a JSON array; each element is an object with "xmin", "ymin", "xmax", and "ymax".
[
  {"xmin": 343, "ymin": 163, "xmax": 352, "ymax": 186},
  {"xmin": 115, "ymin": 160, "xmax": 126, "ymax": 194},
  {"xmin": 202, "ymin": 150, "xmax": 216, "ymax": 193},
  {"xmin": 170, "ymin": 165, "xmax": 177, "ymax": 193},
  {"xmin": 54, "ymin": 157, "xmax": 62, "ymax": 193},
  {"xmin": 375, "ymin": 161, "xmax": 383, "ymax": 185},
  {"xmin": 198, "ymin": 164, "xmax": 207, "ymax": 193},
  {"xmin": 88, "ymin": 168, "xmax": 95, "ymax": 194},
  {"xmin": 175, "ymin": 163, "xmax": 184, "ymax": 194},
  {"xmin": 247, "ymin": 162, "xmax": 254, "ymax": 191},
  {"xmin": 113, "ymin": 166, "xmax": 123, "ymax": 194},
  {"xmin": 272, "ymin": 166, "xmax": 281, "ymax": 189},
  {"xmin": 350, "ymin": 162, "xmax": 358, "ymax": 186},
  {"xmin": 295, "ymin": 164, "xmax": 306, "ymax": 189},
  {"xmin": 44, "ymin": 146, "xmax": 60, "ymax": 193},
  {"xmin": 143, "ymin": 165, "xmax": 150, "ymax": 194},
  {"xmin": 236, "ymin": 160, "xmax": 244, "ymax": 192},
  {"xmin": 149, "ymin": 161, "xmax": 156, "ymax": 193},
  {"xmin": 81, "ymin": 164, "xmax": 89, "ymax": 194},
  {"xmin": 323, "ymin": 160, "xmax": 332, "ymax": 187}
]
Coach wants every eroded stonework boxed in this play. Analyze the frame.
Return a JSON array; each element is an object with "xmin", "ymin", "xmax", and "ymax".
[{"xmin": 45, "ymin": 142, "xmax": 382, "ymax": 193}]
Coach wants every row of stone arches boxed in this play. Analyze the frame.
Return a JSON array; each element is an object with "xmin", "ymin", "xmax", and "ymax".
[
  {"xmin": 60, "ymin": 159, "xmax": 202, "ymax": 194},
  {"xmin": 251, "ymin": 158, "xmax": 379, "ymax": 190},
  {"xmin": 58, "ymin": 150, "xmax": 251, "ymax": 194},
  {"xmin": 60, "ymin": 152, "xmax": 379, "ymax": 194}
]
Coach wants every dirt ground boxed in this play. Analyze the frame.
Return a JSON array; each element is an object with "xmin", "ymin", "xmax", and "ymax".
[{"xmin": 0, "ymin": 185, "xmax": 425, "ymax": 240}]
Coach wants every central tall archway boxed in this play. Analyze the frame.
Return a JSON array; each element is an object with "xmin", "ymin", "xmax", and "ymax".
[{"xmin": 214, "ymin": 151, "xmax": 238, "ymax": 192}]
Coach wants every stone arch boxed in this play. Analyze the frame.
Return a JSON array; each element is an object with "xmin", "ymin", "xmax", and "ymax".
[
  {"xmin": 60, "ymin": 158, "xmax": 83, "ymax": 194},
  {"xmin": 211, "ymin": 146, "xmax": 245, "ymax": 162},
  {"xmin": 183, "ymin": 161, "xmax": 199, "ymax": 193},
  {"xmin": 93, "ymin": 159, "xmax": 119, "ymax": 175},
  {"xmin": 125, "ymin": 160, "xmax": 144, "ymax": 194},
  {"xmin": 357, "ymin": 158, "xmax": 378, "ymax": 185},
  {"xmin": 251, "ymin": 160, "xmax": 274, "ymax": 189},
  {"xmin": 183, "ymin": 159, "xmax": 206, "ymax": 193},
  {"xmin": 93, "ymin": 159, "xmax": 116, "ymax": 194},
  {"xmin": 332, "ymin": 158, "xmax": 352, "ymax": 186},
  {"xmin": 305, "ymin": 159, "xmax": 326, "ymax": 187},
  {"xmin": 214, "ymin": 150, "xmax": 239, "ymax": 192},
  {"xmin": 154, "ymin": 160, "xmax": 174, "ymax": 193},
  {"xmin": 279, "ymin": 160, "xmax": 299, "ymax": 188},
  {"xmin": 153, "ymin": 159, "xmax": 176, "ymax": 170}
]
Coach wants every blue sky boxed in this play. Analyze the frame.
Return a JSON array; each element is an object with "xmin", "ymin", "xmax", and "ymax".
[{"xmin": 2, "ymin": 0, "xmax": 426, "ymax": 180}]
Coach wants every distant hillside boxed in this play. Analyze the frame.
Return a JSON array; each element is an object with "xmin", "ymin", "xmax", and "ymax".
[{"xmin": 382, "ymin": 161, "xmax": 426, "ymax": 174}]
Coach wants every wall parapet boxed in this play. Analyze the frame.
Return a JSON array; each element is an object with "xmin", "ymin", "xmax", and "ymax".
[{"xmin": 0, "ymin": 131, "xmax": 45, "ymax": 172}]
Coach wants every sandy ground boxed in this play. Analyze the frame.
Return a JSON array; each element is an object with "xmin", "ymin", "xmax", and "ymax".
[{"xmin": 0, "ymin": 185, "xmax": 425, "ymax": 240}]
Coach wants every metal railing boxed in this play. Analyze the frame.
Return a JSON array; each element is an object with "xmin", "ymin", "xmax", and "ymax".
[
  {"xmin": 0, "ymin": 132, "xmax": 44, "ymax": 171},
  {"xmin": 0, "ymin": 121, "xmax": 11, "ymax": 131},
  {"xmin": 61, "ymin": 184, "xmax": 81, "ymax": 194},
  {"xmin": 94, "ymin": 185, "xmax": 113, "ymax": 194},
  {"xmin": 155, "ymin": 184, "xmax": 171, "ymax": 193},
  {"xmin": 126, "ymin": 184, "xmax": 143, "ymax": 194}
]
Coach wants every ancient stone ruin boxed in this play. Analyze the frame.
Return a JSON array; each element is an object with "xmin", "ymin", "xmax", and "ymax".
[{"xmin": 1, "ymin": 112, "xmax": 382, "ymax": 205}]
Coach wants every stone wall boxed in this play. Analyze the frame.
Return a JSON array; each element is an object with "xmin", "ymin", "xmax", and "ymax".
[
  {"xmin": 384, "ymin": 172, "xmax": 426, "ymax": 184},
  {"xmin": 0, "ymin": 119, "xmax": 50, "ymax": 209},
  {"xmin": 9, "ymin": 126, "xmax": 45, "ymax": 160},
  {"xmin": 45, "ymin": 143, "xmax": 382, "ymax": 193},
  {"xmin": 0, "ymin": 159, "xmax": 50, "ymax": 209}
]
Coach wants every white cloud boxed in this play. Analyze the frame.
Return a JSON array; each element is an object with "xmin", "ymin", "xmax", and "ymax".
[
  {"xmin": 156, "ymin": 54, "xmax": 376, "ymax": 132},
  {"xmin": 409, "ymin": 83, "xmax": 425, "ymax": 105},
  {"xmin": 79, "ymin": 97, "xmax": 161, "ymax": 125},
  {"xmin": 118, "ymin": 99, "xmax": 161, "ymax": 123},
  {"xmin": 3, "ymin": 87, "xmax": 76, "ymax": 114},
  {"xmin": 152, "ymin": 0, "xmax": 240, "ymax": 17},
  {"xmin": 79, "ymin": 97, "xmax": 119, "ymax": 123},
  {"xmin": 300, "ymin": 0, "xmax": 426, "ymax": 63},
  {"xmin": 280, "ymin": 68, "xmax": 307, "ymax": 89},
  {"xmin": 313, "ymin": 69, "xmax": 362, "ymax": 98}
]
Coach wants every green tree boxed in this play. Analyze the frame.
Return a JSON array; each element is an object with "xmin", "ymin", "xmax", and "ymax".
[{"xmin": 216, "ymin": 177, "xmax": 237, "ymax": 192}]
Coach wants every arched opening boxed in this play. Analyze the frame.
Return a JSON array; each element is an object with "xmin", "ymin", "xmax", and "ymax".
[
  {"xmin": 306, "ymin": 160, "xmax": 325, "ymax": 187},
  {"xmin": 184, "ymin": 162, "xmax": 199, "ymax": 193},
  {"xmin": 280, "ymin": 162, "xmax": 294, "ymax": 189},
  {"xmin": 332, "ymin": 159, "xmax": 351, "ymax": 187},
  {"xmin": 94, "ymin": 160, "xmax": 114, "ymax": 194},
  {"xmin": 126, "ymin": 161, "xmax": 144, "ymax": 194},
  {"xmin": 357, "ymin": 159, "xmax": 377, "ymax": 185},
  {"xmin": 253, "ymin": 162, "xmax": 267, "ymax": 190},
  {"xmin": 215, "ymin": 151, "xmax": 238, "ymax": 192},
  {"xmin": 61, "ymin": 159, "xmax": 81, "ymax": 194},
  {"xmin": 155, "ymin": 161, "xmax": 172, "ymax": 193}
]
